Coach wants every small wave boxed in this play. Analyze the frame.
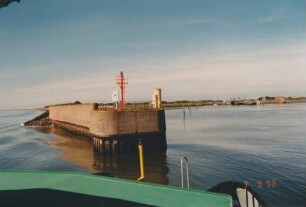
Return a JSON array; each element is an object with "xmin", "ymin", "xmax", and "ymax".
[
  {"xmin": 0, "ymin": 123, "xmax": 20, "ymax": 132},
  {"xmin": 0, "ymin": 135, "xmax": 16, "ymax": 145}
]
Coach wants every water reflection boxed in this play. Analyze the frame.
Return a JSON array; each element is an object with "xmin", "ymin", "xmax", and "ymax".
[
  {"xmin": 182, "ymin": 107, "xmax": 186, "ymax": 131},
  {"xmin": 93, "ymin": 151, "xmax": 169, "ymax": 184},
  {"xmin": 39, "ymin": 127, "xmax": 169, "ymax": 185}
]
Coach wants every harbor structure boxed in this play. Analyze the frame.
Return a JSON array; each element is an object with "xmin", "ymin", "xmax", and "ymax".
[
  {"xmin": 48, "ymin": 103, "xmax": 167, "ymax": 153},
  {"xmin": 115, "ymin": 71, "xmax": 128, "ymax": 110},
  {"xmin": 26, "ymin": 72, "xmax": 167, "ymax": 154},
  {"xmin": 152, "ymin": 88, "xmax": 162, "ymax": 109}
]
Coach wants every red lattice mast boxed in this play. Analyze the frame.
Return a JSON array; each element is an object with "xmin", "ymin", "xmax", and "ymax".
[{"xmin": 115, "ymin": 71, "xmax": 128, "ymax": 110}]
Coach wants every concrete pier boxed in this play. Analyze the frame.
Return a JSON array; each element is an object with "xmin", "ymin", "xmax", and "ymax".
[{"xmin": 48, "ymin": 103, "xmax": 167, "ymax": 153}]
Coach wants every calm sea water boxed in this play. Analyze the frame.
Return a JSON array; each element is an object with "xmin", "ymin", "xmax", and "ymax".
[{"xmin": 0, "ymin": 104, "xmax": 305, "ymax": 207}]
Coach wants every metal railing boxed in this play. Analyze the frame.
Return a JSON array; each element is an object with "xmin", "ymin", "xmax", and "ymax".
[{"xmin": 181, "ymin": 156, "xmax": 190, "ymax": 189}]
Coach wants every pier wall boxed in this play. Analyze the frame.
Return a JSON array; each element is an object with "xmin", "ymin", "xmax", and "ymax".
[
  {"xmin": 48, "ymin": 104, "xmax": 166, "ymax": 138},
  {"xmin": 90, "ymin": 110, "xmax": 163, "ymax": 137},
  {"xmin": 49, "ymin": 104, "xmax": 96, "ymax": 128}
]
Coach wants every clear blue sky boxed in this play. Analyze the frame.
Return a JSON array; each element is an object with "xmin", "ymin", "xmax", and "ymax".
[{"xmin": 0, "ymin": 0, "xmax": 305, "ymax": 109}]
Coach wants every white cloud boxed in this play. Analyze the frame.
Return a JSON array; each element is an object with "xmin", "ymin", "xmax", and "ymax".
[
  {"xmin": 165, "ymin": 19, "xmax": 211, "ymax": 27},
  {"xmin": 255, "ymin": 8, "xmax": 292, "ymax": 23},
  {"xmin": 21, "ymin": 75, "xmax": 113, "ymax": 93}
]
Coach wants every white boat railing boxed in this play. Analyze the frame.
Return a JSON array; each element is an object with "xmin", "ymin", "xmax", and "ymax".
[{"xmin": 181, "ymin": 156, "xmax": 190, "ymax": 189}]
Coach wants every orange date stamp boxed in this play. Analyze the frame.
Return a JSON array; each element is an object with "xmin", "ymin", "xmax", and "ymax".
[{"xmin": 243, "ymin": 179, "xmax": 277, "ymax": 189}]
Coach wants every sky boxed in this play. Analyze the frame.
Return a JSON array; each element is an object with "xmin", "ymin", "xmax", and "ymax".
[{"xmin": 0, "ymin": 0, "xmax": 305, "ymax": 109}]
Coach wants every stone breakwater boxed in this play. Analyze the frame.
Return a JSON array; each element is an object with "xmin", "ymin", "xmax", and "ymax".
[{"xmin": 23, "ymin": 111, "xmax": 52, "ymax": 127}]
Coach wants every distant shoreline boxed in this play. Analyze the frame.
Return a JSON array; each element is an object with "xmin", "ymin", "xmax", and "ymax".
[
  {"xmin": 162, "ymin": 100, "xmax": 306, "ymax": 110},
  {"xmin": 1, "ymin": 97, "xmax": 305, "ymax": 111}
]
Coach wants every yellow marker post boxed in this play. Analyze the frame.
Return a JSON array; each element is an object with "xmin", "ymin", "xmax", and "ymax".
[{"xmin": 137, "ymin": 141, "xmax": 145, "ymax": 182}]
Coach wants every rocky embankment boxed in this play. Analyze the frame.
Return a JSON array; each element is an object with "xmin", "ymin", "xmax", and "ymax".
[{"xmin": 23, "ymin": 111, "xmax": 53, "ymax": 127}]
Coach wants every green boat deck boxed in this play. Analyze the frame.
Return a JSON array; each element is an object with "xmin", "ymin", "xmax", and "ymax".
[{"xmin": 0, "ymin": 171, "xmax": 232, "ymax": 207}]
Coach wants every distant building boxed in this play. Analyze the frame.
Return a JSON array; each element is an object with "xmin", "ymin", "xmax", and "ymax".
[{"xmin": 275, "ymin": 96, "xmax": 286, "ymax": 103}]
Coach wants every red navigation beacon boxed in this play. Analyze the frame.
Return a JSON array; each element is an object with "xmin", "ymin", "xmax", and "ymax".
[{"xmin": 115, "ymin": 71, "xmax": 128, "ymax": 110}]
